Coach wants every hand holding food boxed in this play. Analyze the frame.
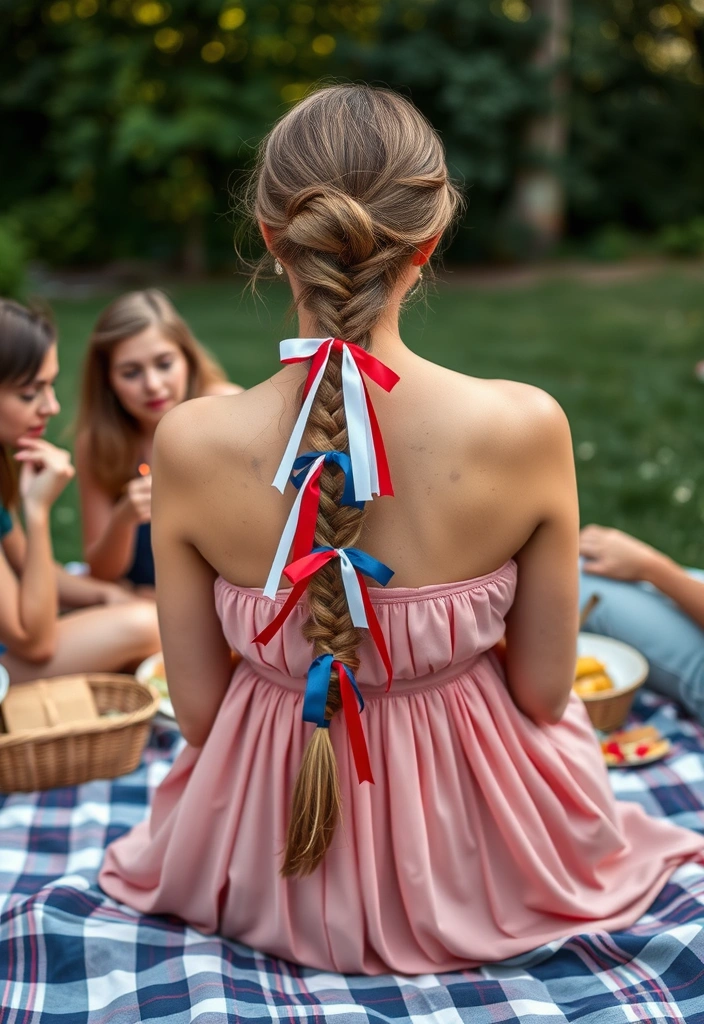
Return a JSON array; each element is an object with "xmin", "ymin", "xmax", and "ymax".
[{"xmin": 122, "ymin": 473, "xmax": 152, "ymax": 525}]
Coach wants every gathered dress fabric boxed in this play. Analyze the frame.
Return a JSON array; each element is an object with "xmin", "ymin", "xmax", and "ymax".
[{"xmin": 99, "ymin": 559, "xmax": 704, "ymax": 975}]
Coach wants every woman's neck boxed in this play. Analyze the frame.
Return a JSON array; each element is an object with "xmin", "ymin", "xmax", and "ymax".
[{"xmin": 295, "ymin": 301, "xmax": 407, "ymax": 360}]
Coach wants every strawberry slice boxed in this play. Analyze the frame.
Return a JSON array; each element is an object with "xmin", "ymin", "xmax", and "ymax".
[{"xmin": 604, "ymin": 741, "xmax": 625, "ymax": 762}]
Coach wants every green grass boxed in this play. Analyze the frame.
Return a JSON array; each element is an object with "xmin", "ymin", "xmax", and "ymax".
[{"xmin": 47, "ymin": 272, "xmax": 704, "ymax": 566}]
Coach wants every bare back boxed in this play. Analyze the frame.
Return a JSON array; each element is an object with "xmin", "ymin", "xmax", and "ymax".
[
  {"xmin": 159, "ymin": 346, "xmax": 570, "ymax": 588},
  {"xmin": 153, "ymin": 338, "xmax": 579, "ymax": 746}
]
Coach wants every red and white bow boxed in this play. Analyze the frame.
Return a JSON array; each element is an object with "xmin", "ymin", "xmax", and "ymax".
[{"xmin": 273, "ymin": 337, "xmax": 399, "ymax": 502}]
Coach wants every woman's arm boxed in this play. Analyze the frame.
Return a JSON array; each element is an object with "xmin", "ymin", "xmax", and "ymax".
[
  {"xmin": 0, "ymin": 510, "xmax": 57, "ymax": 662},
  {"xmin": 3, "ymin": 519, "xmax": 131, "ymax": 607},
  {"xmin": 75, "ymin": 433, "xmax": 145, "ymax": 581},
  {"xmin": 503, "ymin": 396, "xmax": 580, "ymax": 725},
  {"xmin": 580, "ymin": 525, "xmax": 704, "ymax": 629},
  {"xmin": 0, "ymin": 437, "xmax": 77, "ymax": 661},
  {"xmin": 151, "ymin": 408, "xmax": 233, "ymax": 747}
]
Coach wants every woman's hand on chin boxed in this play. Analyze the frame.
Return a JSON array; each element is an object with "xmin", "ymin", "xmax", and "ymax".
[{"xmin": 14, "ymin": 437, "xmax": 75, "ymax": 514}]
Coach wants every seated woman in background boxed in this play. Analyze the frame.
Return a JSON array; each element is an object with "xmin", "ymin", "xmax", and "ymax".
[
  {"xmin": 580, "ymin": 523, "xmax": 704, "ymax": 722},
  {"xmin": 75, "ymin": 290, "xmax": 242, "ymax": 594},
  {"xmin": 0, "ymin": 299, "xmax": 161, "ymax": 682}
]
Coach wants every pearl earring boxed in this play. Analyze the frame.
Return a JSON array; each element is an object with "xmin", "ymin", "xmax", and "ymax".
[
  {"xmin": 409, "ymin": 267, "xmax": 423, "ymax": 296},
  {"xmin": 274, "ymin": 258, "xmax": 284, "ymax": 276}
]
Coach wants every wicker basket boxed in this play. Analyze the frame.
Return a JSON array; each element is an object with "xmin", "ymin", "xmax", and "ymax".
[
  {"xmin": 0, "ymin": 674, "xmax": 160, "ymax": 793},
  {"xmin": 579, "ymin": 677, "xmax": 645, "ymax": 733}
]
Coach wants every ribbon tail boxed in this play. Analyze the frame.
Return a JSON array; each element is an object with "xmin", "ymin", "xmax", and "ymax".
[
  {"xmin": 253, "ymin": 579, "xmax": 308, "ymax": 646},
  {"xmin": 292, "ymin": 463, "xmax": 323, "ymax": 561},
  {"xmin": 272, "ymin": 348, "xmax": 331, "ymax": 493},
  {"xmin": 341, "ymin": 345, "xmax": 373, "ymax": 501},
  {"xmin": 338, "ymin": 665, "xmax": 374, "ymax": 784},
  {"xmin": 361, "ymin": 378, "xmax": 394, "ymax": 497},
  {"xmin": 339, "ymin": 552, "xmax": 368, "ymax": 627},
  {"xmin": 263, "ymin": 457, "xmax": 323, "ymax": 598},
  {"xmin": 358, "ymin": 572, "xmax": 393, "ymax": 688}
]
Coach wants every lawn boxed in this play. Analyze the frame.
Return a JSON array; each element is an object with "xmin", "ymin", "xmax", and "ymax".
[{"xmin": 46, "ymin": 270, "xmax": 704, "ymax": 567}]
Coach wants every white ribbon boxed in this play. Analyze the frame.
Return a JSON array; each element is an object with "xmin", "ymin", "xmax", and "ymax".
[
  {"xmin": 341, "ymin": 344, "xmax": 376, "ymax": 501},
  {"xmin": 272, "ymin": 337, "xmax": 379, "ymax": 503},
  {"xmin": 263, "ymin": 455, "xmax": 326, "ymax": 599},
  {"xmin": 337, "ymin": 548, "xmax": 368, "ymax": 628},
  {"xmin": 273, "ymin": 338, "xmax": 333, "ymax": 493}
]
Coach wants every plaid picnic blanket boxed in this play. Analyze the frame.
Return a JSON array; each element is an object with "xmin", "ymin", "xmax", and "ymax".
[{"xmin": 2, "ymin": 691, "xmax": 704, "ymax": 1024}]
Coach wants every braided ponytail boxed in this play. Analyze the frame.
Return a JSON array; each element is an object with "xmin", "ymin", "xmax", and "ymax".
[{"xmin": 251, "ymin": 85, "xmax": 461, "ymax": 877}]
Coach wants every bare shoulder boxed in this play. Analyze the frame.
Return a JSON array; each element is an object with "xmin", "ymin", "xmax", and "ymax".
[
  {"xmin": 153, "ymin": 377, "xmax": 290, "ymax": 482},
  {"xmin": 203, "ymin": 380, "xmax": 244, "ymax": 397},
  {"xmin": 477, "ymin": 379, "xmax": 572, "ymax": 457}
]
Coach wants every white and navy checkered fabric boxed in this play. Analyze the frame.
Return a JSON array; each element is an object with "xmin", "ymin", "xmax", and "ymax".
[{"xmin": 2, "ymin": 692, "xmax": 704, "ymax": 1023}]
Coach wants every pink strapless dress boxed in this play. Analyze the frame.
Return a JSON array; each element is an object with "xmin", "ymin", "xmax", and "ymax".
[{"xmin": 99, "ymin": 560, "xmax": 704, "ymax": 975}]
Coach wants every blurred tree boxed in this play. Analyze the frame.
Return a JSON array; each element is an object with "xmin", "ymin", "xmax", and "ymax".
[
  {"xmin": 0, "ymin": 0, "xmax": 702, "ymax": 267},
  {"xmin": 504, "ymin": 0, "xmax": 572, "ymax": 257}
]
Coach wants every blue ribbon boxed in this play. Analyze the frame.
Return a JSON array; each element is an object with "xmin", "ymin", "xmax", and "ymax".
[
  {"xmin": 291, "ymin": 451, "xmax": 363, "ymax": 509},
  {"xmin": 303, "ymin": 654, "xmax": 365, "ymax": 727},
  {"xmin": 311, "ymin": 545, "xmax": 394, "ymax": 587}
]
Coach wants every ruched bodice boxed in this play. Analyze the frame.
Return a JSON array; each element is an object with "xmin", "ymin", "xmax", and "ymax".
[
  {"xmin": 214, "ymin": 559, "xmax": 517, "ymax": 692},
  {"xmin": 100, "ymin": 562, "xmax": 704, "ymax": 975}
]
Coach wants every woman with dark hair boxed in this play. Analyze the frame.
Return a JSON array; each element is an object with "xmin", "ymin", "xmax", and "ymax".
[
  {"xmin": 100, "ymin": 85, "xmax": 704, "ymax": 974},
  {"xmin": 0, "ymin": 299, "xmax": 161, "ymax": 682}
]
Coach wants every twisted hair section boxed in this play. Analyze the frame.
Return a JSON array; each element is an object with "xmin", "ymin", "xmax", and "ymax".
[{"xmin": 251, "ymin": 85, "xmax": 461, "ymax": 877}]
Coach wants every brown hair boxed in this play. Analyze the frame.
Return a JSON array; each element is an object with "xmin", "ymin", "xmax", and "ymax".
[
  {"xmin": 0, "ymin": 300, "xmax": 56, "ymax": 510},
  {"xmin": 251, "ymin": 84, "xmax": 461, "ymax": 876},
  {"xmin": 76, "ymin": 289, "xmax": 228, "ymax": 498}
]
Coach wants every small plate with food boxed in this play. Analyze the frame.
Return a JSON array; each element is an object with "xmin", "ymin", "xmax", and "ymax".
[{"xmin": 601, "ymin": 725, "xmax": 671, "ymax": 768}]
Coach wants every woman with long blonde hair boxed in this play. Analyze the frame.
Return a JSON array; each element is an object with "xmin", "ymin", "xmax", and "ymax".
[
  {"xmin": 0, "ymin": 299, "xmax": 160, "ymax": 682},
  {"xmin": 76, "ymin": 289, "xmax": 241, "ymax": 591},
  {"xmin": 100, "ymin": 85, "xmax": 704, "ymax": 974}
]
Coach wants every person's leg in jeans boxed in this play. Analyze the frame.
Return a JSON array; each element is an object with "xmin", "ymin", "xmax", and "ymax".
[{"xmin": 579, "ymin": 567, "xmax": 704, "ymax": 723}]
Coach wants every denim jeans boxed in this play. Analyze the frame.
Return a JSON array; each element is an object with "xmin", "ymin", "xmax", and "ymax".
[{"xmin": 579, "ymin": 565, "xmax": 704, "ymax": 723}]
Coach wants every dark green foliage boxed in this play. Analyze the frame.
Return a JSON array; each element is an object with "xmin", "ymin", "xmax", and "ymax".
[{"xmin": 1, "ymin": 1, "xmax": 703, "ymax": 265}]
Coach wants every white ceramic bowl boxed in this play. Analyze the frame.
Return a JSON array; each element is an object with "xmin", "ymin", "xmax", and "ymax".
[
  {"xmin": 135, "ymin": 652, "xmax": 174, "ymax": 719},
  {"xmin": 0, "ymin": 664, "xmax": 9, "ymax": 706},
  {"xmin": 577, "ymin": 632, "xmax": 649, "ymax": 698}
]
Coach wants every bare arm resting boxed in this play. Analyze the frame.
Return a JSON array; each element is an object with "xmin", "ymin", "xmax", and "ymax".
[
  {"xmin": 503, "ymin": 395, "xmax": 580, "ymax": 725},
  {"xmin": 151, "ymin": 407, "xmax": 233, "ymax": 747},
  {"xmin": 580, "ymin": 524, "xmax": 704, "ymax": 629}
]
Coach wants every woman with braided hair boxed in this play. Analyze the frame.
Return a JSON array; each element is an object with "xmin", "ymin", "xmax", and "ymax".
[{"xmin": 100, "ymin": 85, "xmax": 704, "ymax": 974}]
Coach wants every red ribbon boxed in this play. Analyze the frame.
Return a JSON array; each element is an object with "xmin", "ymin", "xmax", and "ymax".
[
  {"xmin": 254, "ymin": 550, "xmax": 393, "ymax": 688},
  {"xmin": 253, "ymin": 549, "xmax": 334, "ymax": 647},
  {"xmin": 336, "ymin": 661, "xmax": 374, "ymax": 784},
  {"xmin": 292, "ymin": 461, "xmax": 324, "ymax": 561},
  {"xmin": 357, "ymin": 570, "xmax": 393, "ymax": 688},
  {"xmin": 281, "ymin": 338, "xmax": 399, "ymax": 498}
]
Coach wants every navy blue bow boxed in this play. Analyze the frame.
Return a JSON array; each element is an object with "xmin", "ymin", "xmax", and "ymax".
[{"xmin": 291, "ymin": 451, "xmax": 363, "ymax": 508}]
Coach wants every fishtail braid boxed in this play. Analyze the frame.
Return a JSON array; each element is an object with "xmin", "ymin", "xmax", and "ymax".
[{"xmin": 249, "ymin": 84, "xmax": 462, "ymax": 877}]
